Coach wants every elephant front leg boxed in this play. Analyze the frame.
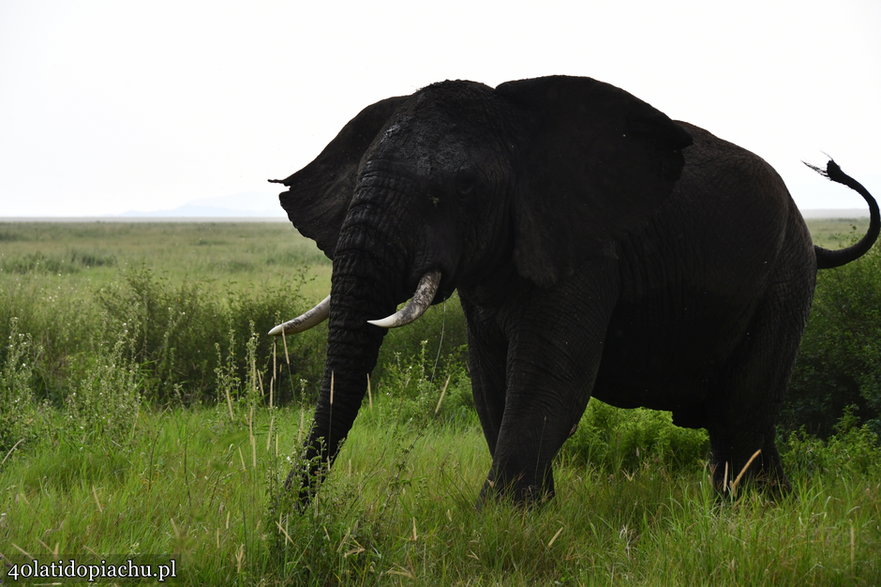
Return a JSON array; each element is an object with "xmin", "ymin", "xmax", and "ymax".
[
  {"xmin": 462, "ymin": 300, "xmax": 509, "ymax": 456},
  {"xmin": 481, "ymin": 406, "xmax": 573, "ymax": 504},
  {"xmin": 480, "ymin": 269, "xmax": 618, "ymax": 505},
  {"xmin": 480, "ymin": 343, "xmax": 606, "ymax": 505}
]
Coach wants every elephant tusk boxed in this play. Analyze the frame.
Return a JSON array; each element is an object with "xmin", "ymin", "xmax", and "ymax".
[
  {"xmin": 367, "ymin": 271, "xmax": 442, "ymax": 329},
  {"xmin": 268, "ymin": 295, "xmax": 331, "ymax": 336}
]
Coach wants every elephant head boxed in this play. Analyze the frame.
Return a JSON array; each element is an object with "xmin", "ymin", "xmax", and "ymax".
[{"xmin": 270, "ymin": 76, "xmax": 693, "ymax": 504}]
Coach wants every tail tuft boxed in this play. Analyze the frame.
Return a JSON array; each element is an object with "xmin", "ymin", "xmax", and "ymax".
[{"xmin": 804, "ymin": 158, "xmax": 849, "ymax": 188}]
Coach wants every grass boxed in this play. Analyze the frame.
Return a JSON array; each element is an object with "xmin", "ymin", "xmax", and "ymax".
[
  {"xmin": 0, "ymin": 222, "xmax": 467, "ymax": 405},
  {"xmin": 805, "ymin": 217, "xmax": 873, "ymax": 249},
  {"xmin": 1, "ymin": 219, "xmax": 880, "ymax": 584},
  {"xmin": 2, "ymin": 402, "xmax": 879, "ymax": 584},
  {"xmin": 0, "ymin": 221, "xmax": 331, "ymax": 296}
]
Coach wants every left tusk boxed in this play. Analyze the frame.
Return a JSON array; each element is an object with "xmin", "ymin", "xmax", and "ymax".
[
  {"xmin": 367, "ymin": 271, "xmax": 442, "ymax": 329},
  {"xmin": 268, "ymin": 295, "xmax": 331, "ymax": 336}
]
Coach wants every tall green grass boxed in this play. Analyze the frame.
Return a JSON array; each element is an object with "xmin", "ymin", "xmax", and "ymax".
[
  {"xmin": 2, "ymin": 399, "xmax": 879, "ymax": 584},
  {"xmin": 0, "ymin": 222, "xmax": 466, "ymax": 408}
]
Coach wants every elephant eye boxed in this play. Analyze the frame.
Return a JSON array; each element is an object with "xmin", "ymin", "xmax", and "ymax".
[{"xmin": 455, "ymin": 169, "xmax": 478, "ymax": 195}]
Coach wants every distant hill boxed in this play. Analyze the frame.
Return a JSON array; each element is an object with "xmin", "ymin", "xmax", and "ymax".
[
  {"xmin": 120, "ymin": 192, "xmax": 282, "ymax": 218},
  {"xmin": 800, "ymin": 208, "xmax": 870, "ymax": 219}
]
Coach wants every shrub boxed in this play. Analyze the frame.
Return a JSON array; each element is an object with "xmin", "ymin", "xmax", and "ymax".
[
  {"xmin": 96, "ymin": 266, "xmax": 326, "ymax": 404},
  {"xmin": 0, "ymin": 279, "xmax": 102, "ymax": 404},
  {"xmin": 781, "ymin": 406, "xmax": 881, "ymax": 477},
  {"xmin": 0, "ymin": 317, "xmax": 45, "ymax": 455},
  {"xmin": 785, "ymin": 244, "xmax": 881, "ymax": 436},
  {"xmin": 562, "ymin": 400, "xmax": 710, "ymax": 473},
  {"xmin": 64, "ymin": 341, "xmax": 143, "ymax": 448}
]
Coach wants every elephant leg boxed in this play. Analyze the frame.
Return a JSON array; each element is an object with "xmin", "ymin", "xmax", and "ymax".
[
  {"xmin": 709, "ymin": 422, "xmax": 788, "ymax": 496},
  {"xmin": 707, "ymin": 278, "xmax": 812, "ymax": 496},
  {"xmin": 480, "ymin": 263, "xmax": 619, "ymax": 505},
  {"xmin": 462, "ymin": 301, "xmax": 509, "ymax": 456}
]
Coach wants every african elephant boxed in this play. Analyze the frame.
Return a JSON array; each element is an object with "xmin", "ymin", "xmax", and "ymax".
[{"xmin": 269, "ymin": 76, "xmax": 879, "ymax": 505}]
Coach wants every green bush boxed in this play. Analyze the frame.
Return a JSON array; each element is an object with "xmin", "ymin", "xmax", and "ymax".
[
  {"xmin": 780, "ymin": 406, "xmax": 881, "ymax": 477},
  {"xmin": 562, "ymin": 400, "xmax": 710, "ymax": 473},
  {"xmin": 96, "ymin": 266, "xmax": 327, "ymax": 404},
  {"xmin": 0, "ymin": 262, "xmax": 330, "ymax": 407},
  {"xmin": 64, "ymin": 342, "xmax": 143, "ymax": 448},
  {"xmin": 0, "ymin": 279, "xmax": 102, "ymax": 403},
  {"xmin": 786, "ymin": 244, "xmax": 881, "ymax": 436},
  {"xmin": 0, "ymin": 317, "xmax": 46, "ymax": 455}
]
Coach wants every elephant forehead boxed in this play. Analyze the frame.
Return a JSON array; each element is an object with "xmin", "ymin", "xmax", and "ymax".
[
  {"xmin": 374, "ymin": 117, "xmax": 471, "ymax": 172},
  {"xmin": 371, "ymin": 85, "xmax": 511, "ymax": 177}
]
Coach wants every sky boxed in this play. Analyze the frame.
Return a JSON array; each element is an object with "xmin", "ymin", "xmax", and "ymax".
[{"xmin": 1, "ymin": 0, "xmax": 880, "ymax": 217}]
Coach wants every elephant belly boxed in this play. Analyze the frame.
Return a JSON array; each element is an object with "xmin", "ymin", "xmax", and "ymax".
[{"xmin": 591, "ymin": 290, "xmax": 755, "ymax": 426}]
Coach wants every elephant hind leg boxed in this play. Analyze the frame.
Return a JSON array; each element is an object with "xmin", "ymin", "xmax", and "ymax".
[
  {"xmin": 708, "ymin": 426, "xmax": 790, "ymax": 497},
  {"xmin": 706, "ymin": 279, "xmax": 812, "ymax": 496}
]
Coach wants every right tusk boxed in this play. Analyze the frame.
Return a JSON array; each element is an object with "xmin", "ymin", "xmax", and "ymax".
[
  {"xmin": 268, "ymin": 295, "xmax": 330, "ymax": 336},
  {"xmin": 367, "ymin": 271, "xmax": 441, "ymax": 329}
]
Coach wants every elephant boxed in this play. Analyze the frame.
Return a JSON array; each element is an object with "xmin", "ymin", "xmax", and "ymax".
[{"xmin": 268, "ymin": 75, "xmax": 879, "ymax": 506}]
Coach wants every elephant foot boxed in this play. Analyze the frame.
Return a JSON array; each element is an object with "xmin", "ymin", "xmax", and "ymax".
[
  {"xmin": 709, "ymin": 446, "xmax": 792, "ymax": 501},
  {"xmin": 476, "ymin": 475, "xmax": 555, "ymax": 509},
  {"xmin": 284, "ymin": 456, "xmax": 332, "ymax": 513}
]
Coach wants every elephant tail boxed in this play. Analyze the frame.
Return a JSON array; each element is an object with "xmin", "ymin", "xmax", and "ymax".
[{"xmin": 806, "ymin": 160, "xmax": 880, "ymax": 269}]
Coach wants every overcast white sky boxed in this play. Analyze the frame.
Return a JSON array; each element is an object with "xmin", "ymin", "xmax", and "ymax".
[{"xmin": 1, "ymin": 0, "xmax": 879, "ymax": 217}]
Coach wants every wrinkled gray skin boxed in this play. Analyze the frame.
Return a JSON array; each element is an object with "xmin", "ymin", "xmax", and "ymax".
[{"xmin": 271, "ymin": 76, "xmax": 879, "ymax": 506}]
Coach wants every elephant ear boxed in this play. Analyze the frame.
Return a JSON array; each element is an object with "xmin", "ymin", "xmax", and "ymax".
[
  {"xmin": 270, "ymin": 95, "xmax": 410, "ymax": 258},
  {"xmin": 496, "ymin": 76, "xmax": 693, "ymax": 286}
]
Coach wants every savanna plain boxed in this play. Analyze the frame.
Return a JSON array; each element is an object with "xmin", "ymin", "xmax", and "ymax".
[{"xmin": 1, "ymin": 220, "xmax": 880, "ymax": 585}]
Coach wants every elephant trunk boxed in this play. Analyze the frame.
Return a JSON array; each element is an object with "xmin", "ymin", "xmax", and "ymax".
[{"xmin": 286, "ymin": 195, "xmax": 410, "ymax": 504}]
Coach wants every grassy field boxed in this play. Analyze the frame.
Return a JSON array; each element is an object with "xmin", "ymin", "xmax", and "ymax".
[
  {"xmin": 1, "ymin": 219, "xmax": 880, "ymax": 584},
  {"xmin": 806, "ymin": 217, "xmax": 874, "ymax": 248},
  {"xmin": 0, "ymin": 221, "xmax": 332, "ymax": 296}
]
